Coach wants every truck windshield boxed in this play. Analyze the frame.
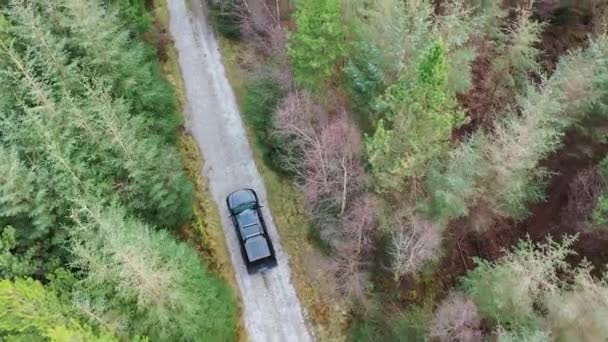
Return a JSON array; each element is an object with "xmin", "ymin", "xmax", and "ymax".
[{"xmin": 233, "ymin": 201, "xmax": 256, "ymax": 214}]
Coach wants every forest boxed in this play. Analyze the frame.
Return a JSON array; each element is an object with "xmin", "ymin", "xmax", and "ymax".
[
  {"xmin": 214, "ymin": 0, "xmax": 608, "ymax": 340},
  {"xmin": 3, "ymin": 0, "xmax": 608, "ymax": 341},
  {"xmin": 0, "ymin": 0, "xmax": 237, "ymax": 340}
]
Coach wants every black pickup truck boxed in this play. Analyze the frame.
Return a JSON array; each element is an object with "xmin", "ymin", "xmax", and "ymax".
[{"xmin": 226, "ymin": 189, "xmax": 277, "ymax": 274}]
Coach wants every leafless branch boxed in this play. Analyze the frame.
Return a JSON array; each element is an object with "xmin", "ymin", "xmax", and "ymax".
[
  {"xmin": 430, "ymin": 292, "xmax": 482, "ymax": 342},
  {"xmin": 389, "ymin": 211, "xmax": 442, "ymax": 281}
]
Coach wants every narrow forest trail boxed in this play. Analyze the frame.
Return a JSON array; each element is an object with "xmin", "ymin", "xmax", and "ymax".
[{"xmin": 168, "ymin": 0, "xmax": 313, "ymax": 341}]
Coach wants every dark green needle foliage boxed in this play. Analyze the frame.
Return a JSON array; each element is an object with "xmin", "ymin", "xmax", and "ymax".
[
  {"xmin": 243, "ymin": 72, "xmax": 287, "ymax": 172},
  {"xmin": 211, "ymin": 0, "xmax": 241, "ymax": 39},
  {"xmin": 0, "ymin": 0, "xmax": 236, "ymax": 340},
  {"xmin": 288, "ymin": 0, "xmax": 345, "ymax": 90},
  {"xmin": 0, "ymin": 0, "xmax": 192, "ymax": 230}
]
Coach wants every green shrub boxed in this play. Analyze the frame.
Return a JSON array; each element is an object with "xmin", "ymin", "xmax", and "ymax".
[
  {"xmin": 243, "ymin": 72, "xmax": 287, "ymax": 171},
  {"xmin": 343, "ymin": 41, "xmax": 386, "ymax": 126},
  {"xmin": 592, "ymin": 157, "xmax": 608, "ymax": 226},
  {"xmin": 211, "ymin": 0, "xmax": 241, "ymax": 39},
  {"xmin": 349, "ymin": 302, "xmax": 433, "ymax": 342}
]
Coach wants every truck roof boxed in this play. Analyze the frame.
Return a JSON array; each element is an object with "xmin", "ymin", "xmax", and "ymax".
[{"xmin": 237, "ymin": 209, "xmax": 263, "ymax": 239}]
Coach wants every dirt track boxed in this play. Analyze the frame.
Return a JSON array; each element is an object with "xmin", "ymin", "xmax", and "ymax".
[{"xmin": 168, "ymin": 0, "xmax": 313, "ymax": 341}]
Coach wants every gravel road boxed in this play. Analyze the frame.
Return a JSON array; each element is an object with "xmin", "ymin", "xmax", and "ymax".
[{"xmin": 168, "ymin": 1, "xmax": 313, "ymax": 341}]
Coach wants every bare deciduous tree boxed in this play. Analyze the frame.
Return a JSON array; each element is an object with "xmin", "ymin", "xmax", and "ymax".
[
  {"xmin": 303, "ymin": 112, "xmax": 364, "ymax": 217},
  {"xmin": 274, "ymin": 92, "xmax": 364, "ymax": 218},
  {"xmin": 272, "ymin": 90, "xmax": 322, "ymax": 173},
  {"xmin": 239, "ymin": 1, "xmax": 276, "ymax": 30},
  {"xmin": 238, "ymin": 0, "xmax": 281, "ymax": 52},
  {"xmin": 332, "ymin": 194, "xmax": 378, "ymax": 301},
  {"xmin": 274, "ymin": 91, "xmax": 374, "ymax": 301},
  {"xmin": 430, "ymin": 292, "xmax": 482, "ymax": 342},
  {"xmin": 339, "ymin": 194, "xmax": 378, "ymax": 254},
  {"xmin": 563, "ymin": 167, "xmax": 606, "ymax": 228},
  {"xmin": 237, "ymin": 0, "xmax": 293, "ymax": 88},
  {"xmin": 333, "ymin": 243, "xmax": 370, "ymax": 301},
  {"xmin": 389, "ymin": 212, "xmax": 442, "ymax": 281}
]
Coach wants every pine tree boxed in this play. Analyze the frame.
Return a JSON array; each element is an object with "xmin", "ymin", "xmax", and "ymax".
[
  {"xmin": 427, "ymin": 34, "xmax": 608, "ymax": 222},
  {"xmin": 481, "ymin": 35, "xmax": 608, "ymax": 217},
  {"xmin": 544, "ymin": 264, "xmax": 608, "ymax": 341},
  {"xmin": 344, "ymin": 0, "xmax": 435, "ymax": 78},
  {"xmin": 0, "ymin": 226, "xmax": 38, "ymax": 277},
  {"xmin": 0, "ymin": 147, "xmax": 35, "ymax": 221},
  {"xmin": 57, "ymin": 0, "xmax": 179, "ymax": 138},
  {"xmin": 462, "ymin": 236, "xmax": 576, "ymax": 331},
  {"xmin": 462, "ymin": 235, "xmax": 608, "ymax": 340},
  {"xmin": 108, "ymin": 0, "xmax": 152, "ymax": 33},
  {"xmin": 0, "ymin": 278, "xmax": 116, "ymax": 341},
  {"xmin": 435, "ymin": 0, "xmax": 482, "ymax": 93},
  {"xmin": 343, "ymin": 0, "xmax": 482, "ymax": 121},
  {"xmin": 288, "ymin": 0, "xmax": 345, "ymax": 90},
  {"xmin": 1, "ymin": 0, "xmax": 192, "ymax": 228},
  {"xmin": 342, "ymin": 0, "xmax": 432, "ymax": 118},
  {"xmin": 366, "ymin": 40, "xmax": 464, "ymax": 191},
  {"xmin": 424, "ymin": 133, "xmax": 486, "ymax": 221},
  {"xmin": 70, "ymin": 201, "xmax": 237, "ymax": 341},
  {"xmin": 343, "ymin": 40, "xmax": 386, "ymax": 119},
  {"xmin": 490, "ymin": 8, "xmax": 544, "ymax": 105},
  {"xmin": 0, "ymin": 12, "xmax": 7, "ymax": 41}
]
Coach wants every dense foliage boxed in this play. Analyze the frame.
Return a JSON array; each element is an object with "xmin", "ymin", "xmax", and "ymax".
[
  {"xmin": 243, "ymin": 72, "xmax": 287, "ymax": 171},
  {"xmin": 210, "ymin": 0, "xmax": 241, "ymax": 39},
  {"xmin": 366, "ymin": 40, "xmax": 464, "ymax": 191},
  {"xmin": 462, "ymin": 236, "xmax": 608, "ymax": 340},
  {"xmin": 108, "ymin": 0, "xmax": 151, "ymax": 33},
  {"xmin": 427, "ymin": 35, "xmax": 608, "ymax": 221},
  {"xmin": 225, "ymin": 0, "xmax": 608, "ymax": 340},
  {"xmin": 0, "ymin": 0, "xmax": 192, "ymax": 274},
  {"xmin": 288, "ymin": 0, "xmax": 345, "ymax": 90},
  {"xmin": 0, "ymin": 0, "xmax": 236, "ymax": 340},
  {"xmin": 0, "ymin": 278, "xmax": 116, "ymax": 341}
]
